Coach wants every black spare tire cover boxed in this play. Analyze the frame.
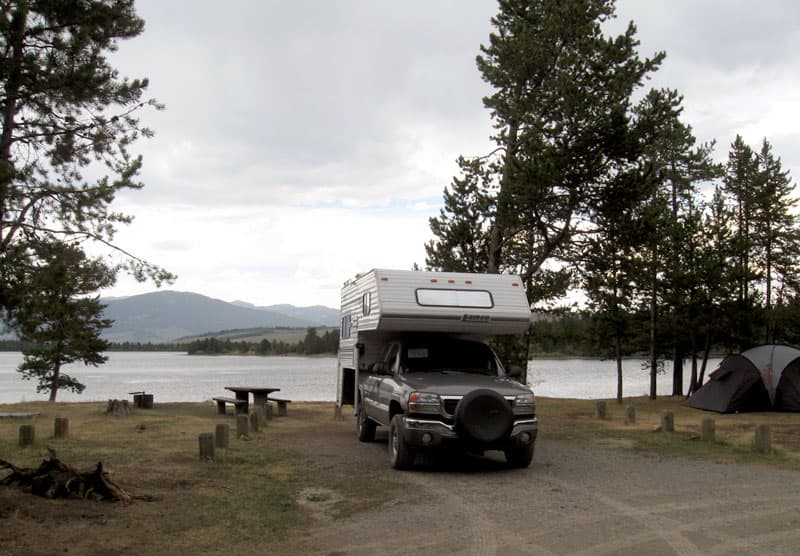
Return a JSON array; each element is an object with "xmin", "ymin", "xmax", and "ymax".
[{"xmin": 454, "ymin": 389, "xmax": 513, "ymax": 444}]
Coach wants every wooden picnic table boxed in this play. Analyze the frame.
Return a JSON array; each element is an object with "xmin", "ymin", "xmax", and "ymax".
[{"xmin": 224, "ymin": 386, "xmax": 280, "ymax": 412}]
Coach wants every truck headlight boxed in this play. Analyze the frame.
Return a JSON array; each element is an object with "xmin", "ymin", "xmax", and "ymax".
[
  {"xmin": 408, "ymin": 392, "xmax": 441, "ymax": 414},
  {"xmin": 513, "ymin": 393, "xmax": 535, "ymax": 415}
]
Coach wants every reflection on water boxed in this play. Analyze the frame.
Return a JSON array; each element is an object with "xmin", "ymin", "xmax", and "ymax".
[{"xmin": 0, "ymin": 352, "xmax": 721, "ymax": 403}]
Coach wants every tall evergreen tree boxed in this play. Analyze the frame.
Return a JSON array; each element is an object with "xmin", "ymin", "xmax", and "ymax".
[
  {"xmin": 752, "ymin": 139, "xmax": 799, "ymax": 343},
  {"xmin": 10, "ymin": 241, "xmax": 114, "ymax": 401},
  {"xmin": 0, "ymin": 0, "xmax": 173, "ymax": 321},
  {"xmin": 426, "ymin": 156, "xmax": 491, "ymax": 273},
  {"xmin": 429, "ymin": 0, "xmax": 664, "ymax": 293}
]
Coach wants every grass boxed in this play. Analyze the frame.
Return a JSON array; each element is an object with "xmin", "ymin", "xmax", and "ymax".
[
  {"xmin": 537, "ymin": 395, "xmax": 800, "ymax": 468},
  {"xmin": 1, "ymin": 396, "xmax": 799, "ymax": 553},
  {"xmin": 0, "ymin": 401, "xmax": 382, "ymax": 554}
]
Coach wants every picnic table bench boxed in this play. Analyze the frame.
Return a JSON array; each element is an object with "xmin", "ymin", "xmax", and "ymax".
[
  {"xmin": 224, "ymin": 386, "xmax": 280, "ymax": 411},
  {"xmin": 212, "ymin": 396, "xmax": 249, "ymax": 415},
  {"xmin": 270, "ymin": 397, "xmax": 292, "ymax": 416}
]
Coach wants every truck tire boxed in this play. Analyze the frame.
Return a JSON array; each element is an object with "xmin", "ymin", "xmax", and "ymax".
[
  {"xmin": 455, "ymin": 389, "xmax": 513, "ymax": 444},
  {"xmin": 357, "ymin": 403, "xmax": 376, "ymax": 442},
  {"xmin": 504, "ymin": 441, "xmax": 535, "ymax": 468},
  {"xmin": 389, "ymin": 414, "xmax": 415, "ymax": 470}
]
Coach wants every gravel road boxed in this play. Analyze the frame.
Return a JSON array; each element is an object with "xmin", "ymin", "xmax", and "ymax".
[{"xmin": 276, "ymin": 417, "xmax": 800, "ymax": 556}]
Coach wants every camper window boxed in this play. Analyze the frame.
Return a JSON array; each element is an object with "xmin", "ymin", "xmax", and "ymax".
[
  {"xmin": 415, "ymin": 288, "xmax": 493, "ymax": 308},
  {"xmin": 362, "ymin": 292, "xmax": 372, "ymax": 315},
  {"xmin": 341, "ymin": 315, "xmax": 351, "ymax": 339}
]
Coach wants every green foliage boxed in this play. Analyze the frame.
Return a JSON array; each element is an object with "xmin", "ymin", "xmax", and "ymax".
[
  {"xmin": 0, "ymin": 0, "xmax": 173, "ymax": 324},
  {"xmin": 9, "ymin": 240, "xmax": 114, "ymax": 401}
]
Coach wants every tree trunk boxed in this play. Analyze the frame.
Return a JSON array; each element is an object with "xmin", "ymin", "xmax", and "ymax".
[
  {"xmin": 49, "ymin": 362, "xmax": 61, "ymax": 402},
  {"xmin": 672, "ymin": 347, "xmax": 684, "ymax": 396},
  {"xmin": 649, "ymin": 260, "xmax": 658, "ymax": 400},
  {"xmin": 487, "ymin": 121, "xmax": 519, "ymax": 274},
  {"xmin": 615, "ymin": 334, "xmax": 623, "ymax": 404}
]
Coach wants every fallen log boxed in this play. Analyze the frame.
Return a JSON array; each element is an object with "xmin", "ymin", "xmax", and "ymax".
[{"xmin": 0, "ymin": 453, "xmax": 130, "ymax": 502}]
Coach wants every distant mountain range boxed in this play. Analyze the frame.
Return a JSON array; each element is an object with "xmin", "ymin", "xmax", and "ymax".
[{"xmin": 100, "ymin": 291, "xmax": 339, "ymax": 344}]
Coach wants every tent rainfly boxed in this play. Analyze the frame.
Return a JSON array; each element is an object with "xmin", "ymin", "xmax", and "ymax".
[{"xmin": 684, "ymin": 344, "xmax": 800, "ymax": 413}]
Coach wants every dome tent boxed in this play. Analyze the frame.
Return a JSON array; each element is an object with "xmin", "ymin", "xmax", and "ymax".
[{"xmin": 684, "ymin": 345, "xmax": 800, "ymax": 413}]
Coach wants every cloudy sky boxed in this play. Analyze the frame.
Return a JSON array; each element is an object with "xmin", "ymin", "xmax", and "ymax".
[{"xmin": 100, "ymin": 0, "xmax": 800, "ymax": 308}]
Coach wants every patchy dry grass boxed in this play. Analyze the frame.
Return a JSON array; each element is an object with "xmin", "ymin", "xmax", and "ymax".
[
  {"xmin": 537, "ymin": 395, "xmax": 800, "ymax": 468},
  {"xmin": 2, "ymin": 397, "xmax": 799, "ymax": 554},
  {"xmin": 0, "ymin": 401, "xmax": 397, "ymax": 555}
]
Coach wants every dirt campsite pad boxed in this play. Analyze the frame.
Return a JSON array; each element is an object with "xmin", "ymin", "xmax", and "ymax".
[{"xmin": 1, "ymin": 399, "xmax": 800, "ymax": 555}]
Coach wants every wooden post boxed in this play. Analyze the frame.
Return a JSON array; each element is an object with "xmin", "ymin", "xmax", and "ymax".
[
  {"xmin": 215, "ymin": 424, "xmax": 230, "ymax": 449},
  {"xmin": 199, "ymin": 433, "xmax": 215, "ymax": 461},
  {"xmin": 624, "ymin": 404, "xmax": 636, "ymax": 425},
  {"xmin": 754, "ymin": 424, "xmax": 772, "ymax": 454},
  {"xmin": 595, "ymin": 401, "xmax": 607, "ymax": 420},
  {"xmin": 701, "ymin": 418, "xmax": 715, "ymax": 442},
  {"xmin": 19, "ymin": 424, "xmax": 35, "ymax": 447},
  {"xmin": 249, "ymin": 412, "xmax": 259, "ymax": 432},
  {"xmin": 236, "ymin": 414, "xmax": 249, "ymax": 438},
  {"xmin": 54, "ymin": 417, "xmax": 69, "ymax": 439},
  {"xmin": 661, "ymin": 411, "xmax": 674, "ymax": 432}
]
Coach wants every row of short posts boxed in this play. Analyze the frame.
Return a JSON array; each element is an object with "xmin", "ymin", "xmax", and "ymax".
[
  {"xmin": 17, "ymin": 417, "xmax": 69, "ymax": 447},
  {"xmin": 199, "ymin": 402, "xmax": 275, "ymax": 461},
  {"xmin": 594, "ymin": 401, "xmax": 774, "ymax": 455}
]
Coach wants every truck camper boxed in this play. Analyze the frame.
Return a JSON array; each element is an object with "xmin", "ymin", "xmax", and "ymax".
[{"xmin": 336, "ymin": 268, "xmax": 538, "ymax": 469}]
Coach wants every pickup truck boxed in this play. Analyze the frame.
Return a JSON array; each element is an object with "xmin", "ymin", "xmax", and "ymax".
[{"xmin": 356, "ymin": 333, "xmax": 538, "ymax": 469}]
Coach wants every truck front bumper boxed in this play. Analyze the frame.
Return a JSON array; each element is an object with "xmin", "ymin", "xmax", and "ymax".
[{"xmin": 403, "ymin": 415, "xmax": 538, "ymax": 449}]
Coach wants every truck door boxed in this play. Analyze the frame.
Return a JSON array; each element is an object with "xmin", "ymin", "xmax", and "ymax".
[
  {"xmin": 376, "ymin": 342, "xmax": 400, "ymax": 420},
  {"xmin": 363, "ymin": 342, "xmax": 399, "ymax": 423}
]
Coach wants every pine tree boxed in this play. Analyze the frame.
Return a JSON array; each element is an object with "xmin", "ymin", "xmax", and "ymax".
[
  {"xmin": 0, "ymin": 0, "xmax": 173, "ymax": 320},
  {"xmin": 11, "ymin": 241, "xmax": 114, "ymax": 401}
]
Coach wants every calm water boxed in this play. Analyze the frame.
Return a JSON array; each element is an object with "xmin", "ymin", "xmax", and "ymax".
[{"xmin": 0, "ymin": 352, "xmax": 721, "ymax": 404}]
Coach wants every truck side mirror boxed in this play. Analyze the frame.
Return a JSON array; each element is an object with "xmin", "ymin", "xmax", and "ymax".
[{"xmin": 507, "ymin": 366, "xmax": 523, "ymax": 378}]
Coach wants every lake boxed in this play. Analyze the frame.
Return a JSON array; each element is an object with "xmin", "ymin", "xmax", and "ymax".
[{"xmin": 0, "ymin": 352, "xmax": 721, "ymax": 404}]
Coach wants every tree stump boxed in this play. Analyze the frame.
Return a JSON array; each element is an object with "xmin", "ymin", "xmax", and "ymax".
[
  {"xmin": 105, "ymin": 399, "xmax": 131, "ymax": 416},
  {"xmin": 595, "ymin": 401, "xmax": 607, "ymax": 420},
  {"xmin": 701, "ymin": 418, "xmax": 715, "ymax": 442},
  {"xmin": 54, "ymin": 417, "xmax": 69, "ymax": 439},
  {"xmin": 0, "ymin": 455, "xmax": 130, "ymax": 501},
  {"xmin": 236, "ymin": 415, "xmax": 249, "ymax": 439},
  {"xmin": 625, "ymin": 404, "xmax": 636, "ymax": 425},
  {"xmin": 199, "ymin": 433, "xmax": 215, "ymax": 461},
  {"xmin": 215, "ymin": 424, "xmax": 230, "ymax": 449},
  {"xmin": 661, "ymin": 411, "xmax": 674, "ymax": 432},
  {"xmin": 754, "ymin": 424, "xmax": 772, "ymax": 454},
  {"xmin": 19, "ymin": 424, "xmax": 35, "ymax": 447}
]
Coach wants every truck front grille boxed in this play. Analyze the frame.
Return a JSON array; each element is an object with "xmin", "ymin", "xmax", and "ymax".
[
  {"xmin": 443, "ymin": 398, "xmax": 460, "ymax": 415},
  {"xmin": 443, "ymin": 396, "xmax": 516, "ymax": 416}
]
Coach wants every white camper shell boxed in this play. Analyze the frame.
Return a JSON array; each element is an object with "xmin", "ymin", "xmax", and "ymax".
[{"xmin": 336, "ymin": 268, "xmax": 531, "ymax": 407}]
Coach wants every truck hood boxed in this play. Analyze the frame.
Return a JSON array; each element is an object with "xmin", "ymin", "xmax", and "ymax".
[{"xmin": 401, "ymin": 372, "xmax": 533, "ymax": 397}]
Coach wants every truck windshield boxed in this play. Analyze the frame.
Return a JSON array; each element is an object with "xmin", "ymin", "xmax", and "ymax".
[{"xmin": 401, "ymin": 339, "xmax": 501, "ymax": 376}]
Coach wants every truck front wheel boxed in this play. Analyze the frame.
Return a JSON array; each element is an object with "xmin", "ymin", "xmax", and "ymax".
[
  {"xmin": 356, "ymin": 404, "xmax": 376, "ymax": 442},
  {"xmin": 389, "ymin": 414, "xmax": 415, "ymax": 470},
  {"xmin": 504, "ymin": 441, "xmax": 535, "ymax": 468}
]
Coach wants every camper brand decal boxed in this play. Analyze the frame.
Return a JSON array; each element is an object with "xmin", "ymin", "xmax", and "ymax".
[{"xmin": 462, "ymin": 314, "xmax": 491, "ymax": 323}]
